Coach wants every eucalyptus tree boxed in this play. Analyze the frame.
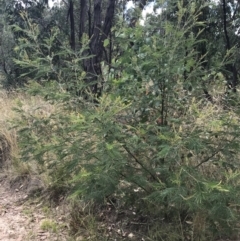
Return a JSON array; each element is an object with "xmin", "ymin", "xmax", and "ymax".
[
  {"xmin": 62, "ymin": 0, "xmax": 152, "ymax": 95},
  {"xmin": 220, "ymin": 0, "xmax": 240, "ymax": 92}
]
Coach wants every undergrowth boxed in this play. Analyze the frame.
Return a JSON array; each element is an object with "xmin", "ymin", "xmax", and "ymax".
[{"xmin": 2, "ymin": 1, "xmax": 240, "ymax": 240}]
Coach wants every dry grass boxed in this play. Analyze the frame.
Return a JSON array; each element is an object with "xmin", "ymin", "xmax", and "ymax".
[
  {"xmin": 0, "ymin": 89, "xmax": 56, "ymax": 179},
  {"xmin": 0, "ymin": 86, "xmax": 239, "ymax": 240},
  {"xmin": 0, "ymin": 90, "xmax": 19, "ymax": 168}
]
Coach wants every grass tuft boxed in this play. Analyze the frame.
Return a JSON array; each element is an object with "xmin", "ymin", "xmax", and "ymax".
[{"xmin": 40, "ymin": 219, "xmax": 58, "ymax": 232}]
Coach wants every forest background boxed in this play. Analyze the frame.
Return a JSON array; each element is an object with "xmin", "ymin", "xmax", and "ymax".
[{"xmin": 1, "ymin": 0, "xmax": 240, "ymax": 240}]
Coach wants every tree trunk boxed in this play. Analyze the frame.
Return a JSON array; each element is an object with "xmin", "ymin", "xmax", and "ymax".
[
  {"xmin": 79, "ymin": 0, "xmax": 87, "ymax": 41},
  {"xmin": 84, "ymin": 0, "xmax": 116, "ymax": 96},
  {"xmin": 69, "ymin": 0, "xmax": 75, "ymax": 50},
  {"xmin": 222, "ymin": 0, "xmax": 238, "ymax": 92}
]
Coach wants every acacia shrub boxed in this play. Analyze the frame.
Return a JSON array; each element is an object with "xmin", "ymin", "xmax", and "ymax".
[{"xmin": 13, "ymin": 1, "xmax": 240, "ymax": 240}]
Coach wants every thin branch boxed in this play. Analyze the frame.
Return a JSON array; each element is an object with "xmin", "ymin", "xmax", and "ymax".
[
  {"xmin": 195, "ymin": 150, "xmax": 221, "ymax": 168},
  {"xmin": 120, "ymin": 173, "xmax": 149, "ymax": 193},
  {"xmin": 95, "ymin": 118, "xmax": 158, "ymax": 182}
]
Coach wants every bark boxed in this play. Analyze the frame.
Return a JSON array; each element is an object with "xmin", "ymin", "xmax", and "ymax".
[
  {"xmin": 88, "ymin": 0, "xmax": 92, "ymax": 37},
  {"xmin": 84, "ymin": 0, "xmax": 116, "ymax": 96},
  {"xmin": 89, "ymin": 0, "xmax": 102, "ymax": 58},
  {"xmin": 69, "ymin": 0, "xmax": 75, "ymax": 50},
  {"xmin": 222, "ymin": 0, "xmax": 238, "ymax": 92},
  {"xmin": 101, "ymin": 0, "xmax": 115, "ymax": 42},
  {"xmin": 79, "ymin": 0, "xmax": 87, "ymax": 41}
]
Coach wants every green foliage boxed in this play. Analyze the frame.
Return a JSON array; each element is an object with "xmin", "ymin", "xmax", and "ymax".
[
  {"xmin": 11, "ymin": 0, "xmax": 240, "ymax": 240},
  {"xmin": 12, "ymin": 13, "xmax": 93, "ymax": 96},
  {"xmin": 40, "ymin": 219, "xmax": 58, "ymax": 233}
]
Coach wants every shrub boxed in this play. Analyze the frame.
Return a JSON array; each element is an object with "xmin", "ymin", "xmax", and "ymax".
[{"xmin": 13, "ymin": 1, "xmax": 240, "ymax": 240}]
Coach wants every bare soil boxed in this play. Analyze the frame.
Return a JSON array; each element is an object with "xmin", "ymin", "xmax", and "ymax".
[
  {"xmin": 0, "ymin": 171, "xmax": 238, "ymax": 241},
  {"xmin": 0, "ymin": 175, "xmax": 70, "ymax": 241}
]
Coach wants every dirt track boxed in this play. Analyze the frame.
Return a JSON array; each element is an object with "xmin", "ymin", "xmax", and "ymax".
[
  {"xmin": 0, "ymin": 179, "xmax": 68, "ymax": 241},
  {"xmin": 0, "ymin": 183, "xmax": 26, "ymax": 241}
]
